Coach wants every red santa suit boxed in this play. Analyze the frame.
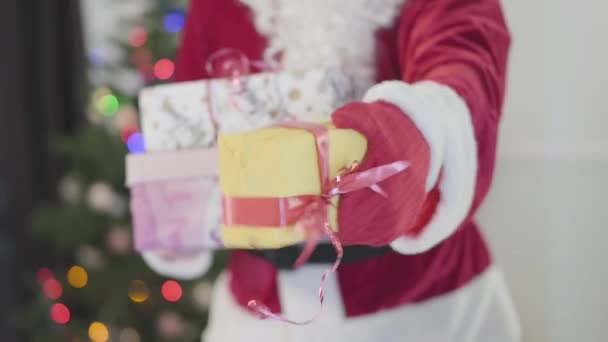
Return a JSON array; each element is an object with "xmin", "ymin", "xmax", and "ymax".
[{"xmin": 160, "ymin": 0, "xmax": 521, "ymax": 341}]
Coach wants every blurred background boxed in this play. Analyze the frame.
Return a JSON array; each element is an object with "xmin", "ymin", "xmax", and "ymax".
[
  {"xmin": 2, "ymin": 1, "xmax": 223, "ymax": 341},
  {"xmin": 1, "ymin": 1, "xmax": 606, "ymax": 341},
  {"xmin": 480, "ymin": 2, "xmax": 608, "ymax": 341}
]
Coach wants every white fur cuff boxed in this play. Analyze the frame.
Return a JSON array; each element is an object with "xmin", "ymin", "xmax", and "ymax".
[
  {"xmin": 142, "ymin": 250, "xmax": 213, "ymax": 280},
  {"xmin": 363, "ymin": 80, "xmax": 478, "ymax": 254}
]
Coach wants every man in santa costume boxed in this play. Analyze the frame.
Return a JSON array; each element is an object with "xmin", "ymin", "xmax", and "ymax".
[{"xmin": 151, "ymin": 0, "xmax": 520, "ymax": 340}]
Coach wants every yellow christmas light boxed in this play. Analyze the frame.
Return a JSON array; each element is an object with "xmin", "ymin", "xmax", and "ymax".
[
  {"xmin": 88, "ymin": 321, "xmax": 109, "ymax": 342},
  {"xmin": 67, "ymin": 265, "xmax": 88, "ymax": 288},
  {"xmin": 91, "ymin": 87, "xmax": 111, "ymax": 101},
  {"xmin": 128, "ymin": 280, "xmax": 150, "ymax": 303}
]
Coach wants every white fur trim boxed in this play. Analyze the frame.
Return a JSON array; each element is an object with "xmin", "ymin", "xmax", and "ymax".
[
  {"xmin": 141, "ymin": 250, "xmax": 213, "ymax": 280},
  {"xmin": 363, "ymin": 80, "xmax": 478, "ymax": 254},
  {"xmin": 239, "ymin": 0, "xmax": 406, "ymax": 98},
  {"xmin": 203, "ymin": 266, "xmax": 521, "ymax": 342}
]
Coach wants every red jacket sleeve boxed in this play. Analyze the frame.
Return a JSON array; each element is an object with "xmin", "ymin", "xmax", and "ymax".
[
  {"xmin": 399, "ymin": 0, "xmax": 511, "ymax": 213},
  {"xmin": 335, "ymin": 0, "xmax": 511, "ymax": 252}
]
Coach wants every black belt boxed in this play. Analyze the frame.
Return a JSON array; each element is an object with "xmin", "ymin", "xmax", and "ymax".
[{"xmin": 248, "ymin": 244, "xmax": 392, "ymax": 270}]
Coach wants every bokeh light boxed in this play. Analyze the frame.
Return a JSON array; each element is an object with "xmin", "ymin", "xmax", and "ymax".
[
  {"xmin": 156, "ymin": 311, "xmax": 186, "ymax": 338},
  {"xmin": 153, "ymin": 59, "xmax": 175, "ymax": 80},
  {"xmin": 126, "ymin": 132, "xmax": 145, "ymax": 154},
  {"xmin": 76, "ymin": 245, "xmax": 105, "ymax": 271},
  {"xmin": 106, "ymin": 225, "xmax": 132, "ymax": 255},
  {"xmin": 92, "ymin": 87, "xmax": 112, "ymax": 100},
  {"xmin": 119, "ymin": 327, "xmax": 141, "ymax": 342},
  {"xmin": 128, "ymin": 26, "xmax": 148, "ymax": 47},
  {"xmin": 163, "ymin": 11, "xmax": 185, "ymax": 33},
  {"xmin": 131, "ymin": 48, "xmax": 152, "ymax": 66},
  {"xmin": 128, "ymin": 280, "xmax": 150, "ymax": 303},
  {"xmin": 120, "ymin": 126, "xmax": 139, "ymax": 143},
  {"xmin": 50, "ymin": 303, "xmax": 71, "ymax": 324},
  {"xmin": 89, "ymin": 322, "xmax": 110, "ymax": 342},
  {"xmin": 138, "ymin": 63, "xmax": 155, "ymax": 83},
  {"xmin": 36, "ymin": 267, "xmax": 54, "ymax": 283},
  {"xmin": 192, "ymin": 281, "xmax": 212, "ymax": 308},
  {"xmin": 67, "ymin": 265, "xmax": 88, "ymax": 288},
  {"xmin": 42, "ymin": 278, "xmax": 63, "ymax": 300},
  {"xmin": 161, "ymin": 280, "xmax": 183, "ymax": 302},
  {"xmin": 97, "ymin": 94, "xmax": 120, "ymax": 116},
  {"xmin": 112, "ymin": 104, "xmax": 138, "ymax": 132},
  {"xmin": 88, "ymin": 50, "xmax": 105, "ymax": 67}
]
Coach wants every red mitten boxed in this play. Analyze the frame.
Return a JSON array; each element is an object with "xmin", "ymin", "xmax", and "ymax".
[{"xmin": 332, "ymin": 100, "xmax": 433, "ymax": 246}]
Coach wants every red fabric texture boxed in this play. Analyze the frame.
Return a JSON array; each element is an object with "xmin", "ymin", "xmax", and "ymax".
[
  {"xmin": 175, "ymin": 0, "xmax": 510, "ymax": 317},
  {"xmin": 228, "ymin": 251, "xmax": 282, "ymax": 314},
  {"xmin": 408, "ymin": 184, "xmax": 441, "ymax": 237},
  {"xmin": 396, "ymin": 0, "xmax": 512, "ymax": 216},
  {"xmin": 338, "ymin": 222, "xmax": 490, "ymax": 316},
  {"xmin": 175, "ymin": 0, "xmax": 268, "ymax": 81},
  {"xmin": 332, "ymin": 100, "xmax": 432, "ymax": 246}
]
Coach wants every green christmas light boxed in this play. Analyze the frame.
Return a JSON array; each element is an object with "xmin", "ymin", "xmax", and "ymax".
[{"xmin": 97, "ymin": 94, "xmax": 120, "ymax": 116}]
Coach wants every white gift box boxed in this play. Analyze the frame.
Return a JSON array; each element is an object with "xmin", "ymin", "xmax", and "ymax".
[{"xmin": 139, "ymin": 68, "xmax": 354, "ymax": 151}]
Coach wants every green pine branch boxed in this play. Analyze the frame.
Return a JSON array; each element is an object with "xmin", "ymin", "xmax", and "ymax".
[{"xmin": 53, "ymin": 125, "xmax": 127, "ymax": 189}]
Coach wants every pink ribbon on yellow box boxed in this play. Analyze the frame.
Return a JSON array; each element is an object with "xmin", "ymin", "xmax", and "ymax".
[{"xmin": 218, "ymin": 121, "xmax": 408, "ymax": 324}]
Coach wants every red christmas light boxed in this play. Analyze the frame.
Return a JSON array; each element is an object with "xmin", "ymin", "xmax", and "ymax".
[
  {"xmin": 36, "ymin": 267, "xmax": 53, "ymax": 284},
  {"xmin": 154, "ymin": 59, "xmax": 175, "ymax": 80},
  {"xmin": 42, "ymin": 278, "xmax": 63, "ymax": 300},
  {"xmin": 120, "ymin": 125, "xmax": 139, "ymax": 143},
  {"xmin": 129, "ymin": 26, "xmax": 148, "ymax": 47},
  {"xmin": 161, "ymin": 280, "xmax": 183, "ymax": 302},
  {"xmin": 50, "ymin": 303, "xmax": 71, "ymax": 324}
]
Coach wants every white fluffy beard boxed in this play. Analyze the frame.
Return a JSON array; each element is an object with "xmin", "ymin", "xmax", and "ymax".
[{"xmin": 240, "ymin": 0, "xmax": 406, "ymax": 98}]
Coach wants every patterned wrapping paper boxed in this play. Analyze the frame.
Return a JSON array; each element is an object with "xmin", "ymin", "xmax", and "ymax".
[
  {"xmin": 131, "ymin": 177, "xmax": 222, "ymax": 251},
  {"xmin": 139, "ymin": 68, "xmax": 354, "ymax": 151},
  {"xmin": 126, "ymin": 149, "xmax": 221, "ymax": 251},
  {"xmin": 131, "ymin": 68, "xmax": 355, "ymax": 252}
]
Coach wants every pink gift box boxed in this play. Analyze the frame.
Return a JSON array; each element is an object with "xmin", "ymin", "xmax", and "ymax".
[{"xmin": 126, "ymin": 148, "xmax": 223, "ymax": 252}]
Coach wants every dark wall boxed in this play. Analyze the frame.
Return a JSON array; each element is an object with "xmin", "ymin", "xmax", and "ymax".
[{"xmin": 0, "ymin": 0, "xmax": 85, "ymax": 340}]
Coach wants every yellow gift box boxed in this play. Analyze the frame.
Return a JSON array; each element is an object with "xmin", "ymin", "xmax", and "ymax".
[{"xmin": 218, "ymin": 125, "xmax": 367, "ymax": 249}]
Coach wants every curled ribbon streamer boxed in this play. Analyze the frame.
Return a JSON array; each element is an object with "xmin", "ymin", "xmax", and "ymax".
[
  {"xmin": 247, "ymin": 221, "xmax": 343, "ymax": 325},
  {"xmin": 204, "ymin": 48, "xmax": 293, "ymax": 139},
  {"xmin": 205, "ymin": 48, "xmax": 256, "ymax": 141},
  {"xmin": 221, "ymin": 122, "xmax": 409, "ymax": 324}
]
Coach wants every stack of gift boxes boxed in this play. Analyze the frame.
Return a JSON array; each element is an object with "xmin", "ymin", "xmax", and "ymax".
[{"xmin": 127, "ymin": 68, "xmax": 366, "ymax": 257}]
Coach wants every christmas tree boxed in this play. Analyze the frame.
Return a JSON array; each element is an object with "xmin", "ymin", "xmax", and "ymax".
[{"xmin": 21, "ymin": 1, "xmax": 224, "ymax": 341}]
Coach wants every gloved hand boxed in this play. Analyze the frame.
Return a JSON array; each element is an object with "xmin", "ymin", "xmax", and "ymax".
[{"xmin": 332, "ymin": 100, "xmax": 437, "ymax": 246}]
